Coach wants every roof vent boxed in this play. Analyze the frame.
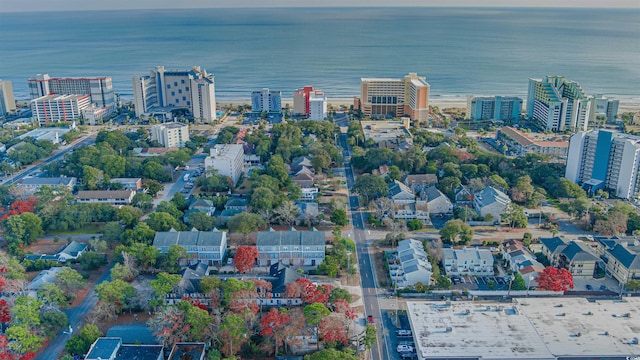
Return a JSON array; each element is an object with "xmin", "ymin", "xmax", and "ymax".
[{"xmin": 445, "ymin": 327, "xmax": 452, "ymax": 333}]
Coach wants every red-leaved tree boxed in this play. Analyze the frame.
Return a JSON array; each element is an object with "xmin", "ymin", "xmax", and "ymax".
[
  {"xmin": 536, "ymin": 266, "xmax": 574, "ymax": 291},
  {"xmin": 234, "ymin": 246, "xmax": 259, "ymax": 273},
  {"xmin": 182, "ymin": 297, "xmax": 208, "ymax": 311},
  {"xmin": 0, "ymin": 199, "xmax": 39, "ymax": 220},
  {"xmin": 0, "ymin": 299, "xmax": 10, "ymax": 323},
  {"xmin": 286, "ymin": 278, "xmax": 334, "ymax": 305},
  {"xmin": 0, "ymin": 334, "xmax": 36, "ymax": 360},
  {"xmin": 260, "ymin": 308, "xmax": 291, "ymax": 356},
  {"xmin": 319, "ymin": 314, "xmax": 349, "ymax": 346}
]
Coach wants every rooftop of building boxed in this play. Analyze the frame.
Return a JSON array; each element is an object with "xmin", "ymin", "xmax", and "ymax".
[
  {"xmin": 499, "ymin": 126, "xmax": 569, "ymax": 148},
  {"xmin": 18, "ymin": 176, "xmax": 75, "ymax": 186},
  {"xmin": 76, "ymin": 190, "xmax": 134, "ymax": 200},
  {"xmin": 442, "ymin": 247, "xmax": 494, "ymax": 262},
  {"xmin": 17, "ymin": 127, "xmax": 73, "ymax": 142},
  {"xmin": 156, "ymin": 121, "xmax": 188, "ymax": 129},
  {"xmin": 474, "ymin": 186, "xmax": 511, "ymax": 208},
  {"xmin": 407, "ymin": 297, "xmax": 640, "ymax": 359},
  {"xmin": 168, "ymin": 343, "xmax": 206, "ymax": 360},
  {"xmin": 116, "ymin": 344, "xmax": 164, "ymax": 360},
  {"xmin": 209, "ymin": 143, "xmax": 244, "ymax": 158},
  {"xmin": 257, "ymin": 228, "xmax": 325, "ymax": 247},
  {"xmin": 31, "ymin": 94, "xmax": 90, "ymax": 101},
  {"xmin": 153, "ymin": 229, "xmax": 226, "ymax": 248},
  {"xmin": 86, "ymin": 337, "xmax": 122, "ymax": 360},
  {"xmin": 110, "ymin": 178, "xmax": 142, "ymax": 183}
]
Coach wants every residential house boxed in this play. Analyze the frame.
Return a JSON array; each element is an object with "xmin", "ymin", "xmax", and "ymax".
[
  {"xmin": 291, "ymin": 173, "xmax": 314, "ymax": 189},
  {"xmin": 243, "ymin": 143, "xmax": 263, "ymax": 171},
  {"xmin": 502, "ymin": 240, "xmax": 544, "ymax": 287},
  {"xmin": 85, "ymin": 337, "xmax": 164, "ymax": 360},
  {"xmin": 153, "ymin": 229, "xmax": 227, "ymax": 265},
  {"xmin": 442, "ymin": 247, "xmax": 495, "ymax": 276},
  {"xmin": 454, "ymin": 185, "xmax": 473, "ymax": 205},
  {"xmin": 372, "ymin": 164, "xmax": 389, "ymax": 177},
  {"xmin": 404, "ymin": 174, "xmax": 438, "ymax": 188},
  {"xmin": 17, "ymin": 177, "xmax": 77, "ymax": 194},
  {"xmin": 260, "ymin": 262, "xmax": 303, "ymax": 306},
  {"xmin": 256, "ymin": 228, "xmax": 325, "ymax": 267},
  {"xmin": 109, "ymin": 178, "xmax": 142, "ymax": 191},
  {"xmin": 218, "ymin": 209, "xmax": 243, "ymax": 224},
  {"xmin": 540, "ymin": 237, "xmax": 600, "ymax": 278},
  {"xmin": 388, "ymin": 239, "xmax": 433, "ymax": 288},
  {"xmin": 290, "ymin": 156, "xmax": 315, "ymax": 176},
  {"xmin": 301, "ymin": 187, "xmax": 319, "ymax": 200},
  {"xmin": 296, "ymin": 201, "xmax": 319, "ymax": 225},
  {"xmin": 224, "ymin": 198, "xmax": 248, "ymax": 211},
  {"xmin": 76, "ymin": 190, "xmax": 135, "ymax": 206},
  {"xmin": 168, "ymin": 343, "xmax": 206, "ymax": 360},
  {"xmin": 422, "ymin": 186, "xmax": 453, "ymax": 215},
  {"xmin": 183, "ymin": 199, "xmax": 215, "ymax": 223},
  {"xmin": 26, "ymin": 267, "xmax": 65, "ymax": 293},
  {"xmin": 56, "ymin": 241, "xmax": 88, "ymax": 262},
  {"xmin": 473, "ymin": 186, "xmax": 511, "ymax": 222},
  {"xmin": 595, "ymin": 236, "xmax": 640, "ymax": 285},
  {"xmin": 388, "ymin": 180, "xmax": 429, "ymax": 220}
]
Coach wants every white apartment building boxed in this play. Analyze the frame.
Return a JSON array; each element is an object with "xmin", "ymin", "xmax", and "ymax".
[
  {"xmin": 0, "ymin": 80, "xmax": 16, "ymax": 116},
  {"xmin": 31, "ymin": 94, "xmax": 91, "ymax": 125},
  {"xmin": 442, "ymin": 247, "xmax": 495, "ymax": 276},
  {"xmin": 566, "ymin": 130, "xmax": 640, "ymax": 199},
  {"xmin": 466, "ymin": 95, "xmax": 522, "ymax": 121},
  {"xmin": 151, "ymin": 122, "xmax": 190, "ymax": 148},
  {"xmin": 132, "ymin": 66, "xmax": 217, "ymax": 121},
  {"xmin": 251, "ymin": 88, "xmax": 281, "ymax": 113},
  {"xmin": 526, "ymin": 76, "xmax": 591, "ymax": 132},
  {"xmin": 76, "ymin": 190, "xmax": 135, "ymax": 206},
  {"xmin": 356, "ymin": 73, "xmax": 430, "ymax": 121},
  {"xmin": 308, "ymin": 90, "xmax": 328, "ymax": 121},
  {"xmin": 28, "ymin": 74, "xmax": 116, "ymax": 109},
  {"xmin": 589, "ymin": 94, "xmax": 619, "ymax": 124},
  {"xmin": 204, "ymin": 144, "xmax": 244, "ymax": 184}
]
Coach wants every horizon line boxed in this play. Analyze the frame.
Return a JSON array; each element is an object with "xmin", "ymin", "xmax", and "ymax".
[{"xmin": 1, "ymin": 5, "xmax": 639, "ymax": 14}]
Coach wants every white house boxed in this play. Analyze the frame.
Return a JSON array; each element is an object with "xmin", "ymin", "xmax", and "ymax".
[
  {"xmin": 423, "ymin": 186, "xmax": 453, "ymax": 215},
  {"xmin": 442, "ymin": 247, "xmax": 495, "ymax": 276},
  {"xmin": 473, "ymin": 186, "xmax": 511, "ymax": 222},
  {"xmin": 56, "ymin": 241, "xmax": 88, "ymax": 262},
  {"xmin": 389, "ymin": 239, "xmax": 433, "ymax": 288}
]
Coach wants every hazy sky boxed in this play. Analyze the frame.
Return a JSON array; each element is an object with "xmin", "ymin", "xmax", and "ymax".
[{"xmin": 1, "ymin": 0, "xmax": 638, "ymax": 12}]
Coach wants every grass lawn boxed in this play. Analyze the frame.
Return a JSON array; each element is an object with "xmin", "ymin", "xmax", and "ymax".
[{"xmin": 48, "ymin": 224, "xmax": 104, "ymax": 235}]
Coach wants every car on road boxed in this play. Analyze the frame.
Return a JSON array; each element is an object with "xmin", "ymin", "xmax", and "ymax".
[
  {"xmin": 367, "ymin": 315, "xmax": 374, "ymax": 325},
  {"xmin": 397, "ymin": 329, "xmax": 412, "ymax": 337},
  {"xmin": 599, "ymin": 285, "xmax": 607, "ymax": 291},
  {"xmin": 586, "ymin": 284, "xmax": 594, "ymax": 290},
  {"xmin": 397, "ymin": 345, "xmax": 414, "ymax": 353},
  {"xmin": 400, "ymin": 353, "xmax": 417, "ymax": 359}
]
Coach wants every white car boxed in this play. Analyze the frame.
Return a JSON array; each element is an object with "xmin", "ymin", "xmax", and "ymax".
[{"xmin": 397, "ymin": 345, "xmax": 414, "ymax": 353}]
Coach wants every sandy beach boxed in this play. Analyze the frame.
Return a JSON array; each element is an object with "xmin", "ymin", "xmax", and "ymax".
[{"xmin": 218, "ymin": 96, "xmax": 640, "ymax": 113}]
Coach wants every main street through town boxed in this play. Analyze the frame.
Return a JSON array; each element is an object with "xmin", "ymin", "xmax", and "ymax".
[{"xmin": 340, "ymin": 133, "xmax": 392, "ymax": 360}]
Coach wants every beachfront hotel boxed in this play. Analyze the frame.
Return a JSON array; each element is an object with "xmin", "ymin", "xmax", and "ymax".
[
  {"xmin": 354, "ymin": 73, "xmax": 430, "ymax": 122},
  {"xmin": 308, "ymin": 90, "xmax": 328, "ymax": 121},
  {"xmin": 251, "ymin": 88, "xmax": 282, "ymax": 113},
  {"xmin": 466, "ymin": 95, "xmax": 522, "ymax": 121},
  {"xmin": 0, "ymin": 80, "xmax": 16, "ymax": 117},
  {"xmin": 565, "ymin": 129, "xmax": 640, "ymax": 199},
  {"xmin": 132, "ymin": 66, "xmax": 217, "ymax": 122},
  {"xmin": 28, "ymin": 74, "xmax": 116, "ymax": 109},
  {"xmin": 526, "ymin": 76, "xmax": 591, "ymax": 133}
]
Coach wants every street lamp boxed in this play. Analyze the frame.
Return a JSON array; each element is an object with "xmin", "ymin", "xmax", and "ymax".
[
  {"xmin": 526, "ymin": 274, "xmax": 533, "ymax": 298},
  {"xmin": 507, "ymin": 274, "xmax": 514, "ymax": 297},
  {"xmin": 619, "ymin": 272, "xmax": 629, "ymax": 299}
]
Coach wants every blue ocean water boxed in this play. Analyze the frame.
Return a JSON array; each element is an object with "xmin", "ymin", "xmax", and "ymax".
[{"xmin": 0, "ymin": 7, "xmax": 639, "ymax": 101}]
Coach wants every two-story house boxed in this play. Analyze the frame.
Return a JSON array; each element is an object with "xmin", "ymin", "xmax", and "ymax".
[
  {"xmin": 442, "ymin": 247, "xmax": 495, "ymax": 276},
  {"xmin": 473, "ymin": 186, "xmax": 511, "ymax": 222},
  {"xmin": 502, "ymin": 239, "xmax": 544, "ymax": 286},
  {"xmin": 75, "ymin": 190, "xmax": 135, "ymax": 206},
  {"xmin": 595, "ymin": 236, "xmax": 640, "ymax": 285},
  {"xmin": 389, "ymin": 239, "xmax": 433, "ymax": 288},
  {"xmin": 540, "ymin": 237, "xmax": 600, "ymax": 278},
  {"xmin": 153, "ymin": 229, "xmax": 227, "ymax": 266},
  {"xmin": 388, "ymin": 180, "xmax": 429, "ymax": 220},
  {"xmin": 256, "ymin": 228, "xmax": 325, "ymax": 267}
]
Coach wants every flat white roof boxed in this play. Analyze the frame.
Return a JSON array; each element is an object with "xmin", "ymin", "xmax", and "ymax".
[{"xmin": 407, "ymin": 298, "xmax": 640, "ymax": 359}]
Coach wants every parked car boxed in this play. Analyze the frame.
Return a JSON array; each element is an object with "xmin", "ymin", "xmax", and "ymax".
[
  {"xmin": 397, "ymin": 329, "xmax": 412, "ymax": 337},
  {"xmin": 397, "ymin": 345, "xmax": 414, "ymax": 353},
  {"xmin": 599, "ymin": 285, "xmax": 607, "ymax": 291},
  {"xmin": 367, "ymin": 315, "xmax": 374, "ymax": 325},
  {"xmin": 586, "ymin": 284, "xmax": 594, "ymax": 290}
]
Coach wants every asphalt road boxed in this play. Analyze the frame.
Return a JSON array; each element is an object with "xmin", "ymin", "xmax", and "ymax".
[
  {"xmin": 36, "ymin": 263, "xmax": 114, "ymax": 360},
  {"xmin": 340, "ymin": 133, "xmax": 392, "ymax": 360}
]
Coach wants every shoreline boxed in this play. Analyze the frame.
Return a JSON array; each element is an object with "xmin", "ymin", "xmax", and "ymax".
[{"xmin": 216, "ymin": 96, "xmax": 640, "ymax": 113}]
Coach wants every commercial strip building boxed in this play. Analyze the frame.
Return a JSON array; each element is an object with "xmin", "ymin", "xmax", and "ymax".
[
  {"xmin": 355, "ymin": 73, "xmax": 430, "ymax": 121},
  {"xmin": 256, "ymin": 228, "xmax": 326, "ymax": 267},
  {"xmin": 251, "ymin": 88, "xmax": 282, "ymax": 113},
  {"xmin": 495, "ymin": 126, "xmax": 569, "ymax": 160},
  {"xmin": 17, "ymin": 127, "xmax": 75, "ymax": 145},
  {"xmin": 132, "ymin": 66, "xmax": 217, "ymax": 121},
  {"xmin": 466, "ymin": 95, "xmax": 522, "ymax": 121},
  {"xmin": 0, "ymin": 80, "xmax": 16, "ymax": 116},
  {"xmin": 151, "ymin": 122, "xmax": 190, "ymax": 148},
  {"xmin": 406, "ymin": 298, "xmax": 640, "ymax": 359},
  {"xmin": 565, "ymin": 130, "xmax": 640, "ymax": 199},
  {"xmin": 204, "ymin": 144, "xmax": 244, "ymax": 184}
]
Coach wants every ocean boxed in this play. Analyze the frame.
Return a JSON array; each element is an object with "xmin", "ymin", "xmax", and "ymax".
[{"xmin": 0, "ymin": 7, "xmax": 639, "ymax": 101}]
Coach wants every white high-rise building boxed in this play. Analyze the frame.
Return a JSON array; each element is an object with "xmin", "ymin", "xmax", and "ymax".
[
  {"xmin": 204, "ymin": 144, "xmax": 244, "ymax": 184},
  {"xmin": 356, "ymin": 73, "xmax": 430, "ymax": 121},
  {"xmin": 526, "ymin": 76, "xmax": 591, "ymax": 132},
  {"xmin": 0, "ymin": 80, "xmax": 16, "ymax": 116},
  {"xmin": 251, "ymin": 88, "xmax": 281, "ymax": 113},
  {"xmin": 566, "ymin": 130, "xmax": 640, "ymax": 199},
  {"xmin": 308, "ymin": 90, "xmax": 328, "ymax": 121},
  {"xmin": 132, "ymin": 66, "xmax": 217, "ymax": 121},
  {"xmin": 31, "ymin": 94, "xmax": 91, "ymax": 125},
  {"xmin": 28, "ymin": 74, "xmax": 115, "ymax": 109},
  {"xmin": 589, "ymin": 94, "xmax": 619, "ymax": 125},
  {"xmin": 151, "ymin": 122, "xmax": 190, "ymax": 148}
]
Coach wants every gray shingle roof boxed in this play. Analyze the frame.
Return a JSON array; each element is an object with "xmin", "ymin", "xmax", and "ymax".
[
  {"xmin": 474, "ymin": 186, "xmax": 510, "ymax": 208},
  {"xmin": 257, "ymin": 230, "xmax": 325, "ymax": 247},
  {"xmin": 76, "ymin": 190, "xmax": 134, "ymax": 200},
  {"xmin": 608, "ymin": 244, "xmax": 640, "ymax": 269},
  {"xmin": 561, "ymin": 241, "xmax": 599, "ymax": 262},
  {"xmin": 540, "ymin": 237, "xmax": 567, "ymax": 254},
  {"xmin": 58, "ymin": 241, "xmax": 87, "ymax": 257},
  {"xmin": 388, "ymin": 180, "xmax": 414, "ymax": 198},
  {"xmin": 153, "ymin": 230, "xmax": 226, "ymax": 249},
  {"xmin": 19, "ymin": 177, "xmax": 76, "ymax": 187},
  {"xmin": 424, "ymin": 185, "xmax": 446, "ymax": 202}
]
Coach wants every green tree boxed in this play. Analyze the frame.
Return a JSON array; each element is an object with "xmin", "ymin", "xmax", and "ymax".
[
  {"xmin": 132, "ymin": 192, "xmax": 154, "ymax": 212},
  {"xmin": 328, "ymin": 288, "xmax": 352, "ymax": 303},
  {"xmin": 143, "ymin": 179, "xmax": 165, "ymax": 197},
  {"xmin": 266, "ymin": 154, "xmax": 290, "ymax": 187},
  {"xmin": 330, "ymin": 209, "xmax": 349, "ymax": 226},
  {"xmin": 227, "ymin": 212, "xmax": 267, "ymax": 238},
  {"xmin": 502, "ymin": 203, "xmax": 528, "ymax": 228},
  {"xmin": 150, "ymin": 272, "xmax": 181, "ymax": 307},
  {"xmin": 439, "ymin": 219, "xmax": 474, "ymax": 245},
  {"xmin": 304, "ymin": 349, "xmax": 358, "ymax": 360},
  {"xmin": 304, "ymin": 303, "xmax": 331, "ymax": 350},
  {"xmin": 110, "ymin": 262, "xmax": 135, "ymax": 282},
  {"xmin": 78, "ymin": 251, "xmax": 107, "ymax": 270},
  {"xmin": 250, "ymin": 187, "xmax": 276, "ymax": 212},
  {"xmin": 407, "ymin": 219, "xmax": 423, "ymax": 231},
  {"xmin": 362, "ymin": 324, "xmax": 377, "ymax": 350},
  {"xmin": 186, "ymin": 212, "xmax": 217, "ymax": 231},
  {"xmin": 18, "ymin": 212, "xmax": 44, "ymax": 245},
  {"xmin": 95, "ymin": 279, "xmax": 137, "ymax": 313},
  {"xmin": 102, "ymin": 221, "xmax": 124, "ymax": 242},
  {"xmin": 220, "ymin": 313, "xmax": 247, "ymax": 356},
  {"xmin": 3, "ymin": 215, "xmax": 25, "ymax": 255},
  {"xmin": 38, "ymin": 283, "xmax": 67, "ymax": 306},
  {"xmin": 156, "ymin": 201, "xmax": 183, "ymax": 220},
  {"xmin": 353, "ymin": 174, "xmax": 388, "ymax": 202},
  {"xmin": 6, "ymin": 325, "xmax": 44, "ymax": 354},
  {"xmin": 511, "ymin": 274, "xmax": 527, "ymax": 290},
  {"xmin": 557, "ymin": 178, "xmax": 586, "ymax": 198},
  {"xmin": 65, "ymin": 324, "xmax": 102, "ymax": 355},
  {"xmin": 116, "ymin": 205, "xmax": 142, "ymax": 228},
  {"xmin": 82, "ymin": 165, "xmax": 104, "ymax": 190},
  {"xmin": 159, "ymin": 244, "xmax": 188, "ymax": 273},
  {"xmin": 40, "ymin": 310, "xmax": 69, "ymax": 337},
  {"xmin": 55, "ymin": 267, "xmax": 85, "ymax": 299},
  {"xmin": 121, "ymin": 222, "xmax": 156, "ymax": 246},
  {"xmin": 146, "ymin": 211, "xmax": 181, "ymax": 232}
]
